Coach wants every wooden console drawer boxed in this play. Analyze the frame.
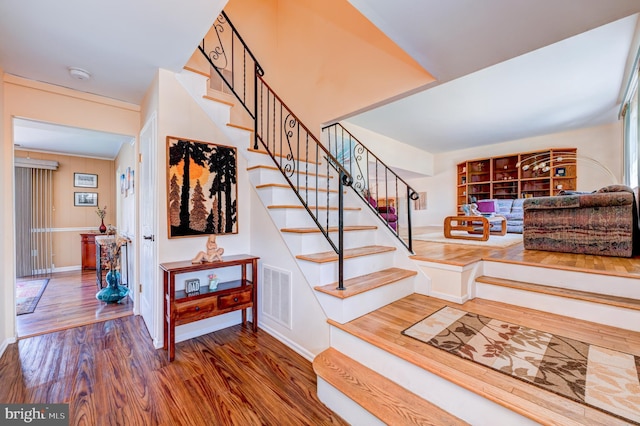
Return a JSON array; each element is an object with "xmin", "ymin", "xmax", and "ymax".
[
  {"xmin": 175, "ymin": 298, "xmax": 216, "ymax": 323},
  {"xmin": 161, "ymin": 255, "xmax": 259, "ymax": 361},
  {"xmin": 218, "ymin": 289, "xmax": 252, "ymax": 310}
]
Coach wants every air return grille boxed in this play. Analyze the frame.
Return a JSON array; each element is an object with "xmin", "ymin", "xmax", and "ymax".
[{"xmin": 262, "ymin": 265, "xmax": 292, "ymax": 329}]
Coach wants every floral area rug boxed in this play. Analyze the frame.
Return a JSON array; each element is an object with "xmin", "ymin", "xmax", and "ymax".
[
  {"xmin": 16, "ymin": 278, "xmax": 49, "ymax": 315},
  {"xmin": 402, "ymin": 306, "xmax": 640, "ymax": 424}
]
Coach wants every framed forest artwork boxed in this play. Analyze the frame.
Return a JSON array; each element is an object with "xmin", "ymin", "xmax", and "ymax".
[{"xmin": 167, "ymin": 136, "xmax": 238, "ymax": 238}]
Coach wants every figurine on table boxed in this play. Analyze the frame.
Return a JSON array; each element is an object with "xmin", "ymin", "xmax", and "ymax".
[{"xmin": 191, "ymin": 235, "xmax": 224, "ymax": 263}]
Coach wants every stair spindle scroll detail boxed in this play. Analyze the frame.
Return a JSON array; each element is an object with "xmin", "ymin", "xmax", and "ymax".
[{"xmin": 323, "ymin": 123, "xmax": 418, "ymax": 253}]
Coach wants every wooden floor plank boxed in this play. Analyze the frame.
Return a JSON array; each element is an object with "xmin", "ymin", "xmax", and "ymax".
[
  {"xmin": 16, "ymin": 270, "xmax": 133, "ymax": 338},
  {"xmin": 0, "ymin": 317, "xmax": 347, "ymax": 426}
]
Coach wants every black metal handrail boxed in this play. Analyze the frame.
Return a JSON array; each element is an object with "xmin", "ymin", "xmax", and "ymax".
[
  {"xmin": 199, "ymin": 11, "xmax": 353, "ymax": 290},
  {"xmin": 323, "ymin": 123, "xmax": 418, "ymax": 252}
]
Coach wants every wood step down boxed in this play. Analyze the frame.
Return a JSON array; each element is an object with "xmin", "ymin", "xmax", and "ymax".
[
  {"xmin": 476, "ymin": 276, "xmax": 640, "ymax": 311},
  {"xmin": 256, "ymin": 183, "xmax": 339, "ymax": 193},
  {"xmin": 203, "ymin": 94, "xmax": 234, "ymax": 107},
  {"xmin": 314, "ymin": 267, "xmax": 417, "ymax": 298},
  {"xmin": 298, "ymin": 245, "xmax": 395, "ymax": 264},
  {"xmin": 247, "ymin": 164, "xmax": 333, "ymax": 179},
  {"xmin": 313, "ymin": 348, "xmax": 469, "ymax": 426},
  {"xmin": 268, "ymin": 204, "xmax": 360, "ymax": 211},
  {"xmin": 281, "ymin": 225, "xmax": 377, "ymax": 234}
]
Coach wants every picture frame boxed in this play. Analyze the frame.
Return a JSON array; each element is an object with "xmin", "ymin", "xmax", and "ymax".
[
  {"xmin": 167, "ymin": 136, "xmax": 238, "ymax": 238},
  {"xmin": 74, "ymin": 172, "xmax": 98, "ymax": 188},
  {"xmin": 555, "ymin": 167, "xmax": 566, "ymax": 177},
  {"xmin": 74, "ymin": 192, "xmax": 98, "ymax": 207}
]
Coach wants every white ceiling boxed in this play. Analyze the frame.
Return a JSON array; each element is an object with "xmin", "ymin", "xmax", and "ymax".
[
  {"xmin": 2, "ymin": 1, "xmax": 640, "ymax": 157},
  {"xmin": 345, "ymin": 0, "xmax": 640, "ymax": 153},
  {"xmin": 1, "ymin": 0, "xmax": 225, "ymax": 159}
]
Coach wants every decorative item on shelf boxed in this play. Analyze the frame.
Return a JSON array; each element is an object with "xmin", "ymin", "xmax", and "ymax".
[
  {"xmin": 107, "ymin": 225, "xmax": 116, "ymax": 235},
  {"xmin": 96, "ymin": 236, "xmax": 129, "ymax": 303},
  {"xmin": 208, "ymin": 274, "xmax": 219, "ymax": 291},
  {"xmin": 555, "ymin": 167, "xmax": 566, "ymax": 177},
  {"xmin": 185, "ymin": 278, "xmax": 201, "ymax": 295},
  {"xmin": 96, "ymin": 205, "xmax": 107, "ymax": 233},
  {"xmin": 191, "ymin": 235, "xmax": 224, "ymax": 263},
  {"xmin": 461, "ymin": 176, "xmax": 466, "ymax": 184},
  {"xmin": 517, "ymin": 152, "xmax": 616, "ymax": 184}
]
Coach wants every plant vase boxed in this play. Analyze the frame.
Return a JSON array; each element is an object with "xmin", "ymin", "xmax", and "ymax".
[
  {"xmin": 99, "ymin": 218, "xmax": 107, "ymax": 234},
  {"xmin": 96, "ymin": 269, "xmax": 129, "ymax": 303}
]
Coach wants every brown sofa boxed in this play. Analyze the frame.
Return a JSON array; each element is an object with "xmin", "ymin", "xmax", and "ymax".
[{"xmin": 522, "ymin": 185, "xmax": 640, "ymax": 257}]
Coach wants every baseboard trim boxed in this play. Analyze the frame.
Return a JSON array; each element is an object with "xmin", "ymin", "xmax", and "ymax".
[
  {"xmin": 428, "ymin": 290, "xmax": 468, "ymax": 305},
  {"xmin": 53, "ymin": 265, "xmax": 82, "ymax": 273},
  {"xmin": 259, "ymin": 323, "xmax": 315, "ymax": 362}
]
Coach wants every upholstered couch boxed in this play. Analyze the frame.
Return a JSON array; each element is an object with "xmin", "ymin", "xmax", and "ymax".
[
  {"xmin": 522, "ymin": 185, "xmax": 640, "ymax": 257},
  {"xmin": 476, "ymin": 198, "xmax": 525, "ymax": 233},
  {"xmin": 365, "ymin": 195, "xmax": 398, "ymax": 231}
]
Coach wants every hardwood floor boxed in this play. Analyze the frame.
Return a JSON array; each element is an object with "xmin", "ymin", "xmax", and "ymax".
[
  {"xmin": 16, "ymin": 270, "xmax": 133, "ymax": 338},
  {"xmin": 0, "ymin": 316, "xmax": 347, "ymax": 426},
  {"xmin": 410, "ymin": 226, "xmax": 640, "ymax": 278}
]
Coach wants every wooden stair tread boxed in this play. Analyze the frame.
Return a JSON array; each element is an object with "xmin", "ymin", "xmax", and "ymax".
[
  {"xmin": 247, "ymin": 147, "xmax": 321, "ymax": 164},
  {"xmin": 226, "ymin": 123, "xmax": 253, "ymax": 132},
  {"xmin": 314, "ymin": 348, "xmax": 469, "ymax": 426},
  {"xmin": 314, "ymin": 267, "xmax": 417, "ymax": 298},
  {"xmin": 247, "ymin": 164, "xmax": 333, "ymax": 179},
  {"xmin": 281, "ymin": 225, "xmax": 377, "ymax": 234},
  {"xmin": 256, "ymin": 183, "xmax": 339, "ymax": 193},
  {"xmin": 329, "ymin": 294, "xmax": 635, "ymax": 426},
  {"xmin": 476, "ymin": 275, "xmax": 640, "ymax": 311},
  {"xmin": 203, "ymin": 94, "xmax": 235, "ymax": 107},
  {"xmin": 267, "ymin": 204, "xmax": 360, "ymax": 211},
  {"xmin": 297, "ymin": 245, "xmax": 395, "ymax": 264}
]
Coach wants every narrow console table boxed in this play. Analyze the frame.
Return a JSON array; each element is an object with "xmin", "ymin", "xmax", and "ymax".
[{"xmin": 161, "ymin": 254, "xmax": 259, "ymax": 362}]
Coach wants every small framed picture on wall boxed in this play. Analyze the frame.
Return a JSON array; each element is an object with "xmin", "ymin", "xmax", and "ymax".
[
  {"xmin": 74, "ymin": 173, "xmax": 98, "ymax": 188},
  {"xmin": 74, "ymin": 192, "xmax": 98, "ymax": 207}
]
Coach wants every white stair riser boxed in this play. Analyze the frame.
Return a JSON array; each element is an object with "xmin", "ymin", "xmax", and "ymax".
[
  {"xmin": 249, "ymin": 167, "xmax": 338, "ymax": 190},
  {"xmin": 317, "ymin": 379, "xmax": 385, "ymax": 426},
  {"xmin": 282, "ymin": 230, "xmax": 375, "ymax": 254},
  {"xmin": 317, "ymin": 278, "xmax": 414, "ymax": 324},
  {"xmin": 329, "ymin": 328, "xmax": 537, "ymax": 426},
  {"xmin": 299, "ymin": 252, "xmax": 396, "ymax": 285},
  {"xmin": 476, "ymin": 283, "xmax": 640, "ymax": 332},
  {"xmin": 483, "ymin": 261, "xmax": 640, "ymax": 299},
  {"xmin": 268, "ymin": 208, "xmax": 361, "ymax": 229}
]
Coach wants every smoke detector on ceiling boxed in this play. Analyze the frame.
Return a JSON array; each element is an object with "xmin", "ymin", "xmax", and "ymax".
[{"xmin": 68, "ymin": 67, "xmax": 91, "ymax": 81}]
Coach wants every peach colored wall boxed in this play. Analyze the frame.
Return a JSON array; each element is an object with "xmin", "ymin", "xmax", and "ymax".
[
  {"xmin": 225, "ymin": 0, "xmax": 434, "ymax": 136},
  {"xmin": 14, "ymin": 151, "xmax": 116, "ymax": 268},
  {"xmin": 2, "ymin": 74, "xmax": 140, "ymax": 341},
  {"xmin": 0, "ymin": 68, "xmax": 12, "ymax": 346}
]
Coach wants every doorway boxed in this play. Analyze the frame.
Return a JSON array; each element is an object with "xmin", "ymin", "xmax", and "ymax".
[{"xmin": 13, "ymin": 118, "xmax": 136, "ymax": 337}]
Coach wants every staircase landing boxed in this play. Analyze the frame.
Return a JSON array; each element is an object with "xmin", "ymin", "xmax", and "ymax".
[{"xmin": 327, "ymin": 293, "xmax": 640, "ymax": 425}]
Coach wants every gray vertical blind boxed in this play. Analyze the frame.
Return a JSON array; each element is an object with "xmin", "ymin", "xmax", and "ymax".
[{"xmin": 15, "ymin": 158, "xmax": 58, "ymax": 277}]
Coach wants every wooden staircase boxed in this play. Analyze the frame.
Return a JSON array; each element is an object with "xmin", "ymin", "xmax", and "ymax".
[{"xmin": 176, "ymin": 66, "xmax": 640, "ymax": 425}]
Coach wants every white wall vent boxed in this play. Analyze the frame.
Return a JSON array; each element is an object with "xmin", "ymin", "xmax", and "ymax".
[{"xmin": 262, "ymin": 264, "xmax": 292, "ymax": 329}]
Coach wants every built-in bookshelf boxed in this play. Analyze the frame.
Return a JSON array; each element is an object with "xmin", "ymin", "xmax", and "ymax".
[{"xmin": 456, "ymin": 148, "xmax": 577, "ymax": 212}]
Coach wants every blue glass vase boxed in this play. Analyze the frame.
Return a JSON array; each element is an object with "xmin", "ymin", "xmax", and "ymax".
[{"xmin": 96, "ymin": 270, "xmax": 129, "ymax": 303}]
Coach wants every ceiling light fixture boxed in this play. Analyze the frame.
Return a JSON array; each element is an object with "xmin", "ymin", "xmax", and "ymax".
[{"xmin": 68, "ymin": 67, "xmax": 91, "ymax": 81}]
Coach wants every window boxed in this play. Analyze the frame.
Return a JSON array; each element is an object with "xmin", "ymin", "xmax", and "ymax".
[{"xmin": 623, "ymin": 64, "xmax": 639, "ymax": 188}]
